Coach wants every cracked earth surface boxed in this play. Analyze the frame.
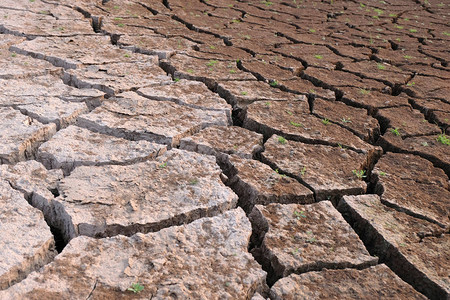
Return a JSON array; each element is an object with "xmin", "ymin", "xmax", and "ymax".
[{"xmin": 0, "ymin": 0, "xmax": 448, "ymax": 299}]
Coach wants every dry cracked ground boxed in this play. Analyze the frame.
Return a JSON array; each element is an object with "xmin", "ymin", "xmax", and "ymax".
[{"xmin": 0, "ymin": 0, "xmax": 449, "ymax": 299}]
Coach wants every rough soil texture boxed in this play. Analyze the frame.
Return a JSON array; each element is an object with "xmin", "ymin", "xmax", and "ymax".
[{"xmin": 0, "ymin": 0, "xmax": 449, "ymax": 299}]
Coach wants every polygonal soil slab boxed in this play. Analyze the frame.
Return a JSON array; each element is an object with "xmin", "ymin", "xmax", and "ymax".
[
  {"xmin": 373, "ymin": 153, "xmax": 449, "ymax": 228},
  {"xmin": 0, "ymin": 180, "xmax": 56, "ymax": 290},
  {"xmin": 0, "ymin": 50, "xmax": 60, "ymax": 80},
  {"xmin": 377, "ymin": 132, "xmax": 450, "ymax": 176},
  {"xmin": 54, "ymin": 149, "xmax": 238, "ymax": 242},
  {"xmin": 375, "ymin": 106, "xmax": 441, "ymax": 138},
  {"xmin": 160, "ymin": 54, "xmax": 256, "ymax": 88},
  {"xmin": 37, "ymin": 125, "xmax": 167, "ymax": 175},
  {"xmin": 17, "ymin": 97, "xmax": 88, "ymax": 130},
  {"xmin": 338, "ymin": 194, "xmax": 449, "ymax": 300},
  {"xmin": 244, "ymin": 100, "xmax": 376, "ymax": 153},
  {"xmin": 180, "ymin": 126, "xmax": 263, "ymax": 162},
  {"xmin": 77, "ymin": 92, "xmax": 230, "ymax": 147},
  {"xmin": 0, "ymin": 8, "xmax": 93, "ymax": 38},
  {"xmin": 0, "ymin": 160, "xmax": 62, "ymax": 223},
  {"xmin": 226, "ymin": 155, "xmax": 314, "ymax": 212},
  {"xmin": 312, "ymin": 98, "xmax": 380, "ymax": 143},
  {"xmin": 0, "ymin": 209, "xmax": 268, "ymax": 299},
  {"xmin": 261, "ymin": 135, "xmax": 369, "ymax": 201},
  {"xmin": 341, "ymin": 87, "xmax": 410, "ymax": 112},
  {"xmin": 63, "ymin": 60, "xmax": 171, "ymax": 95},
  {"xmin": 0, "ymin": 107, "xmax": 56, "ymax": 164},
  {"xmin": 270, "ymin": 264, "xmax": 426, "ymax": 300},
  {"xmin": 215, "ymin": 80, "xmax": 305, "ymax": 108},
  {"xmin": 249, "ymin": 202, "xmax": 377, "ymax": 283},
  {"xmin": 0, "ymin": 75, "xmax": 105, "ymax": 109},
  {"xmin": 10, "ymin": 36, "xmax": 149, "ymax": 69},
  {"xmin": 137, "ymin": 79, "xmax": 231, "ymax": 113}
]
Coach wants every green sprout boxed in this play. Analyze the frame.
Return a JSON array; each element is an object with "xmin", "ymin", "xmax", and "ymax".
[
  {"xmin": 406, "ymin": 81, "xmax": 415, "ymax": 86},
  {"xmin": 341, "ymin": 117, "xmax": 352, "ymax": 123},
  {"xmin": 159, "ymin": 162, "xmax": 167, "ymax": 168},
  {"xmin": 352, "ymin": 169, "xmax": 367, "ymax": 179},
  {"xmin": 189, "ymin": 178, "xmax": 199, "ymax": 185},
  {"xmin": 294, "ymin": 210, "xmax": 306, "ymax": 219},
  {"xmin": 278, "ymin": 136, "xmax": 287, "ymax": 144},
  {"xmin": 390, "ymin": 128, "xmax": 401, "ymax": 136},
  {"xmin": 174, "ymin": 77, "xmax": 180, "ymax": 82},
  {"xmin": 436, "ymin": 134, "xmax": 450, "ymax": 145},
  {"xmin": 241, "ymin": 91, "xmax": 248, "ymax": 95},
  {"xmin": 409, "ymin": 28, "xmax": 417, "ymax": 33},
  {"xmin": 261, "ymin": 0, "xmax": 273, "ymax": 6},
  {"xmin": 206, "ymin": 60, "xmax": 218, "ymax": 67},
  {"xmin": 421, "ymin": 141, "xmax": 429, "ymax": 147},
  {"xmin": 300, "ymin": 166, "xmax": 306, "ymax": 176},
  {"xmin": 322, "ymin": 118, "xmax": 330, "ymax": 125},
  {"xmin": 186, "ymin": 69, "xmax": 194, "ymax": 74},
  {"xmin": 314, "ymin": 54, "xmax": 323, "ymax": 59},
  {"xmin": 403, "ymin": 55, "xmax": 413, "ymax": 59},
  {"xmin": 359, "ymin": 88, "xmax": 370, "ymax": 95},
  {"xmin": 270, "ymin": 80, "xmax": 279, "ymax": 87},
  {"xmin": 128, "ymin": 283, "xmax": 144, "ymax": 294},
  {"xmin": 377, "ymin": 63, "xmax": 386, "ymax": 70},
  {"xmin": 289, "ymin": 121, "xmax": 303, "ymax": 127}
]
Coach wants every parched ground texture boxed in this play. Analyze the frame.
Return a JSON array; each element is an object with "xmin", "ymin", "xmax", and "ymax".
[{"xmin": 0, "ymin": 0, "xmax": 449, "ymax": 299}]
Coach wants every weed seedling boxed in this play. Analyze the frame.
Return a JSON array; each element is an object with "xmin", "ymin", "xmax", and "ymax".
[
  {"xmin": 261, "ymin": 0, "xmax": 273, "ymax": 6},
  {"xmin": 306, "ymin": 236, "xmax": 317, "ymax": 243},
  {"xmin": 174, "ymin": 77, "xmax": 180, "ymax": 82},
  {"xmin": 437, "ymin": 134, "xmax": 450, "ymax": 145},
  {"xmin": 278, "ymin": 136, "xmax": 287, "ymax": 144},
  {"xmin": 352, "ymin": 169, "xmax": 367, "ymax": 179},
  {"xmin": 294, "ymin": 210, "xmax": 306, "ymax": 219},
  {"xmin": 309, "ymin": 29, "xmax": 316, "ymax": 33},
  {"xmin": 421, "ymin": 141, "xmax": 429, "ymax": 147},
  {"xmin": 314, "ymin": 54, "xmax": 323, "ymax": 59},
  {"xmin": 117, "ymin": 23, "xmax": 125, "ymax": 27},
  {"xmin": 390, "ymin": 128, "xmax": 401, "ymax": 136},
  {"xmin": 159, "ymin": 162, "xmax": 167, "ymax": 168},
  {"xmin": 377, "ymin": 63, "xmax": 386, "ymax": 70},
  {"xmin": 403, "ymin": 55, "xmax": 413, "ymax": 59},
  {"xmin": 270, "ymin": 80, "xmax": 279, "ymax": 87},
  {"xmin": 186, "ymin": 69, "xmax": 194, "ymax": 74},
  {"xmin": 300, "ymin": 166, "xmax": 306, "ymax": 176},
  {"xmin": 128, "ymin": 283, "xmax": 144, "ymax": 294},
  {"xmin": 229, "ymin": 69, "xmax": 237, "ymax": 74},
  {"xmin": 206, "ymin": 60, "xmax": 218, "ymax": 67},
  {"xmin": 241, "ymin": 91, "xmax": 248, "ymax": 95},
  {"xmin": 286, "ymin": 110, "xmax": 293, "ymax": 116},
  {"xmin": 406, "ymin": 81, "xmax": 415, "ymax": 86},
  {"xmin": 124, "ymin": 53, "xmax": 130, "ymax": 58},
  {"xmin": 359, "ymin": 88, "xmax": 370, "ymax": 95},
  {"xmin": 264, "ymin": 101, "xmax": 271, "ymax": 107},
  {"xmin": 378, "ymin": 171, "xmax": 387, "ymax": 176},
  {"xmin": 409, "ymin": 28, "xmax": 417, "ymax": 33},
  {"xmin": 11, "ymin": 52, "xmax": 16, "ymax": 57},
  {"xmin": 322, "ymin": 118, "xmax": 330, "ymax": 125},
  {"xmin": 341, "ymin": 117, "xmax": 352, "ymax": 123},
  {"xmin": 289, "ymin": 120, "xmax": 303, "ymax": 127}
]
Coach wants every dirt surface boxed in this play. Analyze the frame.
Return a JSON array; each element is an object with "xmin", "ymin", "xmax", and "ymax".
[{"xmin": 0, "ymin": 0, "xmax": 449, "ymax": 299}]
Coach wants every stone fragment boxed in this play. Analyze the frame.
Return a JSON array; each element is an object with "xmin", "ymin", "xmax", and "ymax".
[
  {"xmin": 226, "ymin": 155, "xmax": 314, "ymax": 212},
  {"xmin": 138, "ymin": 79, "xmax": 231, "ymax": 113},
  {"xmin": 377, "ymin": 131, "xmax": 450, "ymax": 176},
  {"xmin": 0, "ymin": 107, "xmax": 56, "ymax": 164},
  {"xmin": 0, "ymin": 209, "xmax": 268, "ymax": 299},
  {"xmin": 244, "ymin": 100, "xmax": 377, "ymax": 153},
  {"xmin": 261, "ymin": 135, "xmax": 369, "ymax": 201},
  {"xmin": 0, "ymin": 160, "xmax": 62, "ymax": 221},
  {"xmin": 312, "ymin": 98, "xmax": 380, "ymax": 142},
  {"xmin": 376, "ymin": 106, "xmax": 441, "ymax": 137},
  {"xmin": 270, "ymin": 265, "xmax": 427, "ymax": 300},
  {"xmin": 338, "ymin": 195, "xmax": 449, "ymax": 300},
  {"xmin": 54, "ymin": 149, "xmax": 238, "ymax": 242},
  {"xmin": 37, "ymin": 125, "xmax": 166, "ymax": 175},
  {"xmin": 10, "ymin": 36, "xmax": 151, "ymax": 69},
  {"xmin": 17, "ymin": 97, "xmax": 88, "ymax": 130},
  {"xmin": 216, "ymin": 80, "xmax": 305, "ymax": 109},
  {"xmin": 77, "ymin": 92, "xmax": 229, "ymax": 147},
  {"xmin": 0, "ymin": 180, "xmax": 56, "ymax": 290},
  {"xmin": 63, "ymin": 60, "xmax": 170, "ymax": 95},
  {"xmin": 373, "ymin": 153, "xmax": 449, "ymax": 228},
  {"xmin": 249, "ymin": 202, "xmax": 377, "ymax": 283},
  {"xmin": 180, "ymin": 126, "xmax": 263, "ymax": 162}
]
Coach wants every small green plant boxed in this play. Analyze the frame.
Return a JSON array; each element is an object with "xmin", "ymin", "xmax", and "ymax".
[
  {"xmin": 291, "ymin": 248, "xmax": 300, "ymax": 255},
  {"xmin": 309, "ymin": 28, "xmax": 316, "ymax": 33},
  {"xmin": 229, "ymin": 69, "xmax": 237, "ymax": 74},
  {"xmin": 289, "ymin": 120, "xmax": 303, "ymax": 127},
  {"xmin": 377, "ymin": 63, "xmax": 386, "ymax": 70},
  {"xmin": 186, "ymin": 69, "xmax": 194, "ymax": 74},
  {"xmin": 128, "ymin": 283, "xmax": 144, "ymax": 294},
  {"xmin": 174, "ymin": 77, "xmax": 180, "ymax": 82},
  {"xmin": 113, "ymin": 5, "xmax": 119, "ymax": 9},
  {"xmin": 406, "ymin": 81, "xmax": 415, "ymax": 86},
  {"xmin": 403, "ymin": 55, "xmax": 413, "ymax": 59},
  {"xmin": 261, "ymin": 0, "xmax": 273, "ymax": 6},
  {"xmin": 390, "ymin": 128, "xmax": 401, "ymax": 136},
  {"xmin": 395, "ymin": 25, "xmax": 404, "ymax": 29},
  {"xmin": 306, "ymin": 236, "xmax": 317, "ymax": 243},
  {"xmin": 11, "ymin": 52, "xmax": 17, "ymax": 57},
  {"xmin": 436, "ymin": 134, "xmax": 450, "ymax": 145},
  {"xmin": 294, "ymin": 210, "xmax": 306, "ymax": 219},
  {"xmin": 314, "ymin": 54, "xmax": 323, "ymax": 59},
  {"xmin": 421, "ymin": 141, "xmax": 429, "ymax": 147},
  {"xmin": 443, "ymin": 32, "xmax": 450, "ymax": 37},
  {"xmin": 409, "ymin": 28, "xmax": 417, "ymax": 33},
  {"xmin": 206, "ymin": 60, "xmax": 218, "ymax": 67},
  {"xmin": 378, "ymin": 171, "xmax": 387, "ymax": 176},
  {"xmin": 389, "ymin": 13, "xmax": 397, "ymax": 17},
  {"xmin": 189, "ymin": 178, "xmax": 199, "ymax": 185},
  {"xmin": 241, "ymin": 91, "xmax": 248, "ymax": 95},
  {"xmin": 322, "ymin": 118, "xmax": 330, "ymax": 125},
  {"xmin": 124, "ymin": 53, "xmax": 130, "ymax": 58},
  {"xmin": 341, "ymin": 117, "xmax": 352, "ymax": 123},
  {"xmin": 359, "ymin": 88, "xmax": 370, "ymax": 95},
  {"xmin": 270, "ymin": 80, "xmax": 279, "ymax": 87},
  {"xmin": 278, "ymin": 136, "xmax": 287, "ymax": 144},
  {"xmin": 352, "ymin": 169, "xmax": 367, "ymax": 179},
  {"xmin": 159, "ymin": 162, "xmax": 167, "ymax": 168},
  {"xmin": 300, "ymin": 166, "xmax": 306, "ymax": 176},
  {"xmin": 114, "ymin": 17, "xmax": 123, "ymax": 21},
  {"xmin": 117, "ymin": 23, "xmax": 125, "ymax": 27},
  {"xmin": 232, "ymin": 18, "xmax": 240, "ymax": 23},
  {"xmin": 264, "ymin": 101, "xmax": 271, "ymax": 107},
  {"xmin": 286, "ymin": 110, "xmax": 293, "ymax": 116}
]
